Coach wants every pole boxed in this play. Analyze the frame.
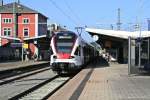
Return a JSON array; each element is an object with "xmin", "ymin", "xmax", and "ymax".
[
  {"xmin": 117, "ymin": 8, "xmax": 121, "ymax": 30},
  {"xmin": 148, "ymin": 38, "xmax": 150, "ymax": 63},
  {"xmin": 22, "ymin": 42, "xmax": 23, "ymax": 61},
  {"xmin": 138, "ymin": 42, "xmax": 141, "ymax": 68},
  {"xmin": 75, "ymin": 27, "xmax": 84, "ymax": 36},
  {"xmin": 13, "ymin": 2, "xmax": 17, "ymax": 37},
  {"xmin": 17, "ymin": 0, "xmax": 20, "ymax": 4},
  {"xmin": 138, "ymin": 24, "xmax": 141, "ymax": 68},
  {"xmin": 128, "ymin": 37, "xmax": 131, "ymax": 75}
]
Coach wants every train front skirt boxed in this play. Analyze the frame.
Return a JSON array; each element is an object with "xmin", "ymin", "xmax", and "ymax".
[{"xmin": 51, "ymin": 62, "xmax": 81, "ymax": 74}]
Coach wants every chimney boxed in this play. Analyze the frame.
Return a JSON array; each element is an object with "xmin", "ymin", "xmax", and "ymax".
[{"xmin": 0, "ymin": 0, "xmax": 3, "ymax": 6}]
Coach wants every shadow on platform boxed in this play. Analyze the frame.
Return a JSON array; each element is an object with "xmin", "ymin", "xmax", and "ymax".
[{"xmin": 87, "ymin": 56, "xmax": 110, "ymax": 68}]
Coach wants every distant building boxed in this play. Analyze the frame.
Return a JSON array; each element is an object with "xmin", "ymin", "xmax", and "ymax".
[{"xmin": 0, "ymin": 1, "xmax": 48, "ymax": 60}]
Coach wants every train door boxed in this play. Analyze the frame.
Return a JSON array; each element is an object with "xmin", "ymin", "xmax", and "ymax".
[{"xmin": 75, "ymin": 45, "xmax": 82, "ymax": 66}]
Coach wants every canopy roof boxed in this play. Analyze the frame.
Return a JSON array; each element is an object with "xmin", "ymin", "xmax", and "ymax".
[
  {"xmin": 86, "ymin": 28, "xmax": 150, "ymax": 39},
  {"xmin": 24, "ymin": 35, "xmax": 47, "ymax": 40},
  {"xmin": 0, "ymin": 36, "xmax": 21, "ymax": 41},
  {"xmin": 0, "ymin": 35, "xmax": 48, "ymax": 41}
]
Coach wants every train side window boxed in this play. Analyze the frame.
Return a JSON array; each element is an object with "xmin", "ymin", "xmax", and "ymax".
[
  {"xmin": 75, "ymin": 47, "xmax": 78, "ymax": 55},
  {"xmin": 75, "ymin": 46, "xmax": 81, "ymax": 56},
  {"xmin": 50, "ymin": 47, "xmax": 53, "ymax": 55}
]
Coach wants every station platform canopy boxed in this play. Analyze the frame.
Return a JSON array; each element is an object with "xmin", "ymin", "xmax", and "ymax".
[
  {"xmin": 0, "ymin": 36, "xmax": 21, "ymax": 41},
  {"xmin": 85, "ymin": 28, "xmax": 150, "ymax": 39},
  {"xmin": 23, "ymin": 35, "xmax": 48, "ymax": 41},
  {"xmin": 0, "ymin": 35, "xmax": 49, "ymax": 41}
]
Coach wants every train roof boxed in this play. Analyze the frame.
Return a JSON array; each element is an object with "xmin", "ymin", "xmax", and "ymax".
[
  {"xmin": 52, "ymin": 30, "xmax": 101, "ymax": 51},
  {"xmin": 53, "ymin": 31, "xmax": 76, "ymax": 35}
]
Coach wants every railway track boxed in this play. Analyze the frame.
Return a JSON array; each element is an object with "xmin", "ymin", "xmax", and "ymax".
[
  {"xmin": 12, "ymin": 76, "xmax": 71, "ymax": 100},
  {"xmin": 0, "ymin": 67, "xmax": 50, "ymax": 85},
  {"xmin": 0, "ymin": 63, "xmax": 76, "ymax": 100},
  {"xmin": 0, "ymin": 63, "xmax": 49, "ymax": 80},
  {"xmin": 0, "ymin": 68, "xmax": 57, "ymax": 100}
]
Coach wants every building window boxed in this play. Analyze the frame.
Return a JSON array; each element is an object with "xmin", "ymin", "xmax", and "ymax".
[
  {"xmin": 3, "ymin": 18, "xmax": 12, "ymax": 23},
  {"xmin": 23, "ymin": 18, "xmax": 29, "ymax": 24},
  {"xmin": 23, "ymin": 28, "xmax": 29, "ymax": 37},
  {"xmin": 3, "ymin": 28, "xmax": 11, "ymax": 36}
]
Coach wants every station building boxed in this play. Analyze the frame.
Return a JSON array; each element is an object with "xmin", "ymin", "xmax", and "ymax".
[
  {"xmin": 0, "ymin": 1, "xmax": 49, "ymax": 61},
  {"xmin": 86, "ymin": 28, "xmax": 150, "ymax": 65}
]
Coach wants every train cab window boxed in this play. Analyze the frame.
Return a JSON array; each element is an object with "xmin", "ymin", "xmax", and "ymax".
[{"xmin": 55, "ymin": 32, "xmax": 77, "ymax": 53}]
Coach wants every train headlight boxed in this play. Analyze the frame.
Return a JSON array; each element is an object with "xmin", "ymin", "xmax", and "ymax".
[
  {"xmin": 53, "ymin": 56, "xmax": 57, "ymax": 59},
  {"xmin": 69, "ymin": 56, "xmax": 75, "ymax": 59}
]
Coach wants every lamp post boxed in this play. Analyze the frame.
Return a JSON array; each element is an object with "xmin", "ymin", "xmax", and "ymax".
[
  {"xmin": 138, "ymin": 37, "xmax": 141, "ymax": 68},
  {"xmin": 19, "ymin": 37, "xmax": 24, "ymax": 62},
  {"xmin": 135, "ymin": 23, "xmax": 141, "ymax": 68},
  {"xmin": 13, "ymin": 1, "xmax": 23, "ymax": 61},
  {"xmin": 137, "ymin": 24, "xmax": 142, "ymax": 68},
  {"xmin": 13, "ymin": 2, "xmax": 17, "ymax": 38},
  {"xmin": 22, "ymin": 41, "xmax": 24, "ymax": 61}
]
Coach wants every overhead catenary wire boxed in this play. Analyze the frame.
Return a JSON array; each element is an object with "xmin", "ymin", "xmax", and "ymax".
[
  {"xmin": 136, "ymin": 0, "xmax": 150, "ymax": 18},
  {"xmin": 63, "ymin": 0, "xmax": 84, "ymax": 26},
  {"xmin": 139, "ymin": 0, "xmax": 149, "ymax": 9},
  {"xmin": 49, "ymin": 0, "xmax": 79, "ymax": 26}
]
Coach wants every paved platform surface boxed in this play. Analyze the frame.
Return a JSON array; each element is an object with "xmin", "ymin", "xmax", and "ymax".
[
  {"xmin": 49, "ymin": 63, "xmax": 150, "ymax": 100},
  {"xmin": 0, "ymin": 61, "xmax": 49, "ymax": 71}
]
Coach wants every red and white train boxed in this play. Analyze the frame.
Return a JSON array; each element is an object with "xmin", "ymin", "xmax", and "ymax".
[{"xmin": 50, "ymin": 31, "xmax": 99, "ymax": 74}]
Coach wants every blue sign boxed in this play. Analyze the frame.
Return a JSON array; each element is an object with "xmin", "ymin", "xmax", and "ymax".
[
  {"xmin": 136, "ymin": 38, "xmax": 142, "ymax": 43},
  {"xmin": 11, "ymin": 43, "xmax": 22, "ymax": 47}
]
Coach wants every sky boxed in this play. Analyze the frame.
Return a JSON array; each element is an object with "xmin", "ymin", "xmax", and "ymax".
[{"xmin": 3, "ymin": 0, "xmax": 150, "ymax": 41}]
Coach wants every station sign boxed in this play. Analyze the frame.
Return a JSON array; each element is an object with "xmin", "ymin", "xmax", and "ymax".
[
  {"xmin": 23, "ymin": 43, "xmax": 28, "ymax": 48},
  {"xmin": 136, "ymin": 38, "xmax": 142, "ymax": 43},
  {"xmin": 11, "ymin": 43, "xmax": 22, "ymax": 47}
]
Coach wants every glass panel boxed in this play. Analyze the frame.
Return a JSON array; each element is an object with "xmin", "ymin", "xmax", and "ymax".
[
  {"xmin": 23, "ymin": 19, "xmax": 29, "ymax": 23},
  {"xmin": 9, "ymin": 19, "xmax": 11, "ymax": 23},
  {"xmin": 57, "ymin": 43, "xmax": 73, "ymax": 46},
  {"xmin": 6, "ymin": 19, "xmax": 8, "ymax": 23},
  {"xmin": 24, "ymin": 29, "xmax": 29, "ymax": 36},
  {"xmin": 4, "ymin": 31, "xmax": 7, "ymax": 36},
  {"xmin": 57, "ymin": 46, "xmax": 72, "ymax": 53},
  {"xmin": 55, "ymin": 32, "xmax": 76, "ymax": 53},
  {"xmin": 26, "ymin": 19, "xmax": 29, "ymax": 23},
  {"xmin": 7, "ymin": 31, "xmax": 10, "ymax": 36}
]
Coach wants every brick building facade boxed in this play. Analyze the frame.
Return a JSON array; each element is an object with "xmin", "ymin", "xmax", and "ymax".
[{"xmin": 0, "ymin": 2, "xmax": 48, "ymax": 60}]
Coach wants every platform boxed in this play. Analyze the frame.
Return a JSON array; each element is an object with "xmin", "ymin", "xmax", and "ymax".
[
  {"xmin": 0, "ymin": 61, "xmax": 49, "ymax": 72},
  {"xmin": 49, "ymin": 63, "xmax": 150, "ymax": 100}
]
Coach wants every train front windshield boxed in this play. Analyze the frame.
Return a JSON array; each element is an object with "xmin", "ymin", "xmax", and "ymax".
[{"xmin": 56, "ymin": 32, "xmax": 76, "ymax": 53}]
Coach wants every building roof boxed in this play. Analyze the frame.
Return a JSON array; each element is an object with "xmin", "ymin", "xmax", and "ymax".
[
  {"xmin": 86, "ymin": 28, "xmax": 150, "ymax": 39},
  {"xmin": 0, "ymin": 2, "xmax": 47, "ymax": 18}
]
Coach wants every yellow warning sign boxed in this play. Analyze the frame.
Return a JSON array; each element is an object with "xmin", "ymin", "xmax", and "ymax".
[{"xmin": 23, "ymin": 43, "xmax": 28, "ymax": 48}]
